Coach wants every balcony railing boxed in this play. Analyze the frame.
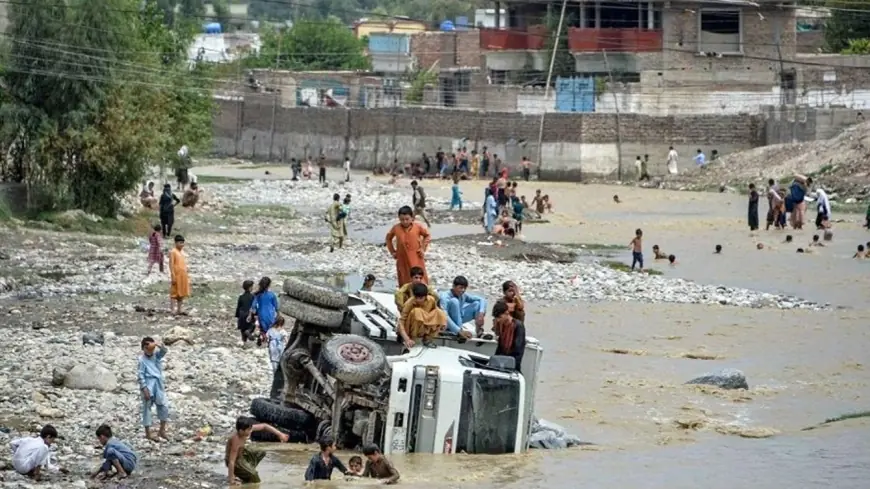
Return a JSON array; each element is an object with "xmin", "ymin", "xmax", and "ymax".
[
  {"xmin": 479, "ymin": 25, "xmax": 548, "ymax": 50},
  {"xmin": 568, "ymin": 28, "xmax": 662, "ymax": 53}
]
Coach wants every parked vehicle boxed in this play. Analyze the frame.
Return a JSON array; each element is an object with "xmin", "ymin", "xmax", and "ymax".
[{"xmin": 253, "ymin": 278, "xmax": 545, "ymax": 455}]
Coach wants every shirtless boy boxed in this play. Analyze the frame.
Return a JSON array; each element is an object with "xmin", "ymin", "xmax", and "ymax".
[
  {"xmin": 629, "ymin": 229, "xmax": 644, "ymax": 272},
  {"xmin": 226, "ymin": 417, "xmax": 288, "ymax": 485}
]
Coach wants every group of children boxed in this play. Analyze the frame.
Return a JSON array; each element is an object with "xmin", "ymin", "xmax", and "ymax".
[
  {"xmin": 9, "ymin": 336, "xmax": 169, "ymax": 482},
  {"xmin": 225, "ymin": 420, "xmax": 400, "ymax": 485},
  {"xmin": 9, "ymin": 424, "xmax": 138, "ymax": 482},
  {"xmin": 235, "ymin": 277, "xmax": 288, "ymax": 375},
  {"xmin": 628, "ymin": 229, "xmax": 678, "ymax": 273}
]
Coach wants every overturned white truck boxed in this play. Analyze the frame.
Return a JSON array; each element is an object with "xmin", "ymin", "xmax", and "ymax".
[{"xmin": 253, "ymin": 277, "xmax": 544, "ymax": 455}]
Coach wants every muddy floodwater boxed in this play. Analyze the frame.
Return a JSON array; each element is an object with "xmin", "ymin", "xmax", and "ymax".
[
  {"xmin": 5, "ymin": 163, "xmax": 866, "ymax": 488},
  {"xmin": 185, "ymin": 165, "xmax": 870, "ymax": 487}
]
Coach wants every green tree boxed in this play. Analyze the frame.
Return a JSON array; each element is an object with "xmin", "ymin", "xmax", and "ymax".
[
  {"xmin": 0, "ymin": 0, "xmax": 213, "ymax": 216},
  {"xmin": 249, "ymin": 0, "xmax": 294, "ymax": 22},
  {"xmin": 212, "ymin": 0, "xmax": 232, "ymax": 29},
  {"xmin": 248, "ymin": 21, "xmax": 369, "ymax": 70},
  {"xmin": 825, "ymin": 0, "xmax": 870, "ymax": 53},
  {"xmin": 544, "ymin": 9, "xmax": 576, "ymax": 81},
  {"xmin": 842, "ymin": 38, "xmax": 870, "ymax": 55},
  {"xmin": 179, "ymin": 0, "xmax": 205, "ymax": 18}
]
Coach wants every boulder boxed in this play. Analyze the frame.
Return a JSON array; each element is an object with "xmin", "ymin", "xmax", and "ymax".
[
  {"xmin": 62, "ymin": 364, "xmax": 118, "ymax": 392},
  {"xmin": 51, "ymin": 360, "xmax": 76, "ymax": 387},
  {"xmin": 163, "ymin": 326, "xmax": 194, "ymax": 346},
  {"xmin": 82, "ymin": 332, "xmax": 105, "ymax": 345},
  {"xmin": 686, "ymin": 368, "xmax": 748, "ymax": 390}
]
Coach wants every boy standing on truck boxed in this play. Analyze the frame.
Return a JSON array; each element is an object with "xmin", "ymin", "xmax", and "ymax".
[
  {"xmin": 361, "ymin": 444, "xmax": 400, "ymax": 484},
  {"xmin": 304, "ymin": 436, "xmax": 349, "ymax": 481}
]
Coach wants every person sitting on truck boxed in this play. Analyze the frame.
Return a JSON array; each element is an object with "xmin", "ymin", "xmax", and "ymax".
[
  {"xmin": 492, "ymin": 300, "xmax": 527, "ymax": 373},
  {"xmin": 304, "ymin": 436, "xmax": 349, "ymax": 481},
  {"xmin": 398, "ymin": 283, "xmax": 448, "ymax": 349},
  {"xmin": 361, "ymin": 444, "xmax": 400, "ymax": 484},
  {"xmin": 394, "ymin": 266, "xmax": 439, "ymax": 310},
  {"xmin": 501, "ymin": 280, "xmax": 525, "ymax": 322},
  {"xmin": 439, "ymin": 276, "xmax": 485, "ymax": 338}
]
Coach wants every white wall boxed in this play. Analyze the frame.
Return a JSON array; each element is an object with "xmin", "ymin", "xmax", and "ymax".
[
  {"xmin": 596, "ymin": 87, "xmax": 870, "ymax": 115},
  {"xmin": 505, "ymin": 87, "xmax": 870, "ymax": 115}
]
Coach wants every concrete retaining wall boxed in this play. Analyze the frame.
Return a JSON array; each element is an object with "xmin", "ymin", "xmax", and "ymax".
[{"xmin": 212, "ymin": 97, "xmax": 763, "ymax": 179}]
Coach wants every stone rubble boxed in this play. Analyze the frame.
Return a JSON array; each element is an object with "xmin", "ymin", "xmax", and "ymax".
[
  {"xmin": 0, "ymin": 325, "xmax": 265, "ymax": 488},
  {"xmin": 0, "ymin": 172, "xmax": 828, "ymax": 487},
  {"xmin": 1, "ymin": 178, "xmax": 822, "ymax": 310}
]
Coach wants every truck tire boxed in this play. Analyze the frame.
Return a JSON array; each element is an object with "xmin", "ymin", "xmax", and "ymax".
[
  {"xmin": 280, "ymin": 297, "xmax": 345, "ymax": 329},
  {"xmin": 250, "ymin": 397, "xmax": 313, "ymax": 430},
  {"xmin": 250, "ymin": 427, "xmax": 308, "ymax": 444},
  {"xmin": 283, "ymin": 277, "xmax": 348, "ymax": 309},
  {"xmin": 321, "ymin": 335, "xmax": 387, "ymax": 385}
]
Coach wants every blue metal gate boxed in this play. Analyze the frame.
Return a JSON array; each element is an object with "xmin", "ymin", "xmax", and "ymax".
[{"xmin": 554, "ymin": 76, "xmax": 595, "ymax": 112}]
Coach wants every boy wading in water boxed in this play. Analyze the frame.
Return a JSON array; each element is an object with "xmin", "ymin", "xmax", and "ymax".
[
  {"xmin": 361, "ymin": 444, "xmax": 400, "ymax": 484},
  {"xmin": 629, "ymin": 228, "xmax": 644, "ymax": 272},
  {"xmin": 226, "ymin": 417, "xmax": 288, "ymax": 485},
  {"xmin": 138, "ymin": 337, "xmax": 170, "ymax": 442},
  {"xmin": 304, "ymin": 436, "xmax": 349, "ymax": 481}
]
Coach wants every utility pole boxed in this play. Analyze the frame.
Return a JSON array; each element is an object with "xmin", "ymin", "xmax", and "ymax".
[
  {"xmin": 268, "ymin": 34, "xmax": 281, "ymax": 161},
  {"xmin": 602, "ymin": 50, "xmax": 623, "ymax": 181},
  {"xmin": 535, "ymin": 0, "xmax": 568, "ymax": 180}
]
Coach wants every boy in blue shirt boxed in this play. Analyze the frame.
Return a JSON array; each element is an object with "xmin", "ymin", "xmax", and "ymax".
[
  {"xmin": 138, "ymin": 337, "xmax": 170, "ymax": 441},
  {"xmin": 91, "ymin": 425, "xmax": 137, "ymax": 481}
]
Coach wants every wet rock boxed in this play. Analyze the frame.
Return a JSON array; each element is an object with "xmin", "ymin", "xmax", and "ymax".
[
  {"xmin": 62, "ymin": 364, "xmax": 118, "ymax": 392},
  {"xmin": 686, "ymin": 368, "xmax": 749, "ymax": 390},
  {"xmin": 81, "ymin": 332, "xmax": 104, "ymax": 346},
  {"xmin": 163, "ymin": 326, "xmax": 194, "ymax": 346}
]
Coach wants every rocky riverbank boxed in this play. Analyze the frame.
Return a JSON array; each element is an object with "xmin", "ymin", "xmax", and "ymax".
[{"xmin": 0, "ymin": 172, "xmax": 829, "ymax": 488}]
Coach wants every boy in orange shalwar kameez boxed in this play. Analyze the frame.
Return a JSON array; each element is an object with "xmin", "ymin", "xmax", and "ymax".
[{"xmin": 168, "ymin": 235, "xmax": 191, "ymax": 315}]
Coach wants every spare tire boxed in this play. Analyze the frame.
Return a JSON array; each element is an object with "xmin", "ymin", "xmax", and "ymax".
[
  {"xmin": 321, "ymin": 335, "xmax": 387, "ymax": 385},
  {"xmin": 250, "ymin": 426, "xmax": 308, "ymax": 444},
  {"xmin": 250, "ymin": 397, "xmax": 313, "ymax": 430},
  {"xmin": 283, "ymin": 277, "xmax": 348, "ymax": 309},
  {"xmin": 280, "ymin": 297, "xmax": 345, "ymax": 329}
]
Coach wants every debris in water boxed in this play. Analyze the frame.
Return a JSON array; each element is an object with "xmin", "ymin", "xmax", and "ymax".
[{"xmin": 528, "ymin": 418, "xmax": 591, "ymax": 449}]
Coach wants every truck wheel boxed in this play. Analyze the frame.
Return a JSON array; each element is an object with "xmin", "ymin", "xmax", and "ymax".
[
  {"xmin": 280, "ymin": 297, "xmax": 345, "ymax": 329},
  {"xmin": 250, "ymin": 397, "xmax": 314, "ymax": 430},
  {"xmin": 321, "ymin": 335, "xmax": 387, "ymax": 385},
  {"xmin": 283, "ymin": 277, "xmax": 348, "ymax": 309},
  {"xmin": 250, "ymin": 427, "xmax": 308, "ymax": 444}
]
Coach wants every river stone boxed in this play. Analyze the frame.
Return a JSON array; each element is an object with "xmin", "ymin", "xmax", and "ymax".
[
  {"xmin": 163, "ymin": 326, "xmax": 194, "ymax": 346},
  {"xmin": 686, "ymin": 368, "xmax": 749, "ymax": 390},
  {"xmin": 82, "ymin": 332, "xmax": 104, "ymax": 346},
  {"xmin": 63, "ymin": 364, "xmax": 117, "ymax": 392}
]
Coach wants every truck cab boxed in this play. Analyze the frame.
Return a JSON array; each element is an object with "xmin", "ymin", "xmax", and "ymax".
[{"xmin": 382, "ymin": 346, "xmax": 527, "ymax": 455}]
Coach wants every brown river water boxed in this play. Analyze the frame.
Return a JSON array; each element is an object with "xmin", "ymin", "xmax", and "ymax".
[{"xmin": 197, "ymin": 165, "xmax": 870, "ymax": 487}]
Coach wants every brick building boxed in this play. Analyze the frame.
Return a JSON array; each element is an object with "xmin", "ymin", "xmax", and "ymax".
[{"xmin": 474, "ymin": 1, "xmax": 870, "ymax": 113}]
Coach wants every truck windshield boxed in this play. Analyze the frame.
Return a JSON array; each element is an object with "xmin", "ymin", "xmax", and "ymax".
[{"xmin": 456, "ymin": 371, "xmax": 520, "ymax": 454}]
